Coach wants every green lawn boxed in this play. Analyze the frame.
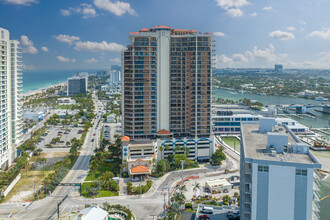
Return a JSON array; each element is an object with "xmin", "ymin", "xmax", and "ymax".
[
  {"xmin": 85, "ymin": 158, "xmax": 121, "ymax": 181},
  {"xmin": 81, "ymin": 182, "xmax": 118, "ymax": 198},
  {"xmin": 57, "ymin": 105, "xmax": 74, "ymax": 109},
  {"xmin": 222, "ymin": 136, "xmax": 240, "ymax": 152}
]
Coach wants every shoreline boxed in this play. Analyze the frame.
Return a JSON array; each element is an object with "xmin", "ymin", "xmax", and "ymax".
[
  {"xmin": 23, "ymin": 81, "xmax": 67, "ymax": 97},
  {"xmin": 215, "ymin": 87, "xmax": 329, "ymax": 102}
]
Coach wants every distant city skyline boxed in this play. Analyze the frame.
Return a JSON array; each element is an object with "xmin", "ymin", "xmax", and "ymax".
[{"xmin": 2, "ymin": 0, "xmax": 330, "ymax": 70}]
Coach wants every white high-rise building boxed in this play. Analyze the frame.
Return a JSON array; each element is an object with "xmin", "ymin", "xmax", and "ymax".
[
  {"xmin": 0, "ymin": 27, "xmax": 23, "ymax": 170},
  {"xmin": 240, "ymin": 118, "xmax": 322, "ymax": 220}
]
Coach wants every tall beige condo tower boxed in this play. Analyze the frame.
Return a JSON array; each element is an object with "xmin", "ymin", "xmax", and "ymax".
[{"xmin": 0, "ymin": 27, "xmax": 23, "ymax": 170}]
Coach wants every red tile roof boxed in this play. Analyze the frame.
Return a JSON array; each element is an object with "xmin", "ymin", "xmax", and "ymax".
[
  {"xmin": 157, "ymin": 129, "xmax": 172, "ymax": 135},
  {"xmin": 204, "ymin": 32, "xmax": 212, "ymax": 35},
  {"xmin": 129, "ymin": 32, "xmax": 139, "ymax": 35},
  {"xmin": 121, "ymin": 136, "xmax": 130, "ymax": 142},
  {"xmin": 131, "ymin": 165, "xmax": 150, "ymax": 174},
  {"xmin": 190, "ymin": 30, "xmax": 198, "ymax": 33},
  {"xmin": 151, "ymin": 25, "xmax": 172, "ymax": 30},
  {"xmin": 139, "ymin": 28, "xmax": 149, "ymax": 32}
]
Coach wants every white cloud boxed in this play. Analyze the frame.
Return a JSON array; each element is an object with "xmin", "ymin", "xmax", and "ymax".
[
  {"xmin": 20, "ymin": 35, "xmax": 33, "ymax": 46},
  {"xmin": 249, "ymin": 12, "xmax": 257, "ymax": 17},
  {"xmin": 23, "ymin": 46, "xmax": 38, "ymax": 54},
  {"xmin": 22, "ymin": 63, "xmax": 36, "ymax": 70},
  {"xmin": 269, "ymin": 30, "xmax": 295, "ymax": 40},
  {"xmin": 227, "ymin": 8, "xmax": 243, "ymax": 17},
  {"xmin": 262, "ymin": 6, "xmax": 273, "ymax": 11},
  {"xmin": 110, "ymin": 57, "xmax": 121, "ymax": 63},
  {"xmin": 232, "ymin": 53, "xmax": 248, "ymax": 62},
  {"xmin": 85, "ymin": 58, "xmax": 98, "ymax": 64},
  {"xmin": 74, "ymin": 41, "xmax": 126, "ymax": 52},
  {"xmin": 215, "ymin": 0, "xmax": 248, "ymax": 17},
  {"xmin": 215, "ymin": 54, "xmax": 233, "ymax": 67},
  {"xmin": 216, "ymin": 44, "xmax": 287, "ymax": 67},
  {"xmin": 56, "ymin": 56, "xmax": 76, "ymax": 63},
  {"xmin": 54, "ymin": 34, "xmax": 80, "ymax": 45},
  {"xmin": 214, "ymin": 32, "xmax": 226, "ymax": 37},
  {"xmin": 308, "ymin": 29, "xmax": 330, "ymax": 40},
  {"xmin": 284, "ymin": 52, "xmax": 330, "ymax": 69},
  {"xmin": 94, "ymin": 0, "xmax": 136, "ymax": 16},
  {"xmin": 215, "ymin": 0, "xmax": 249, "ymax": 10},
  {"xmin": 60, "ymin": 9, "xmax": 71, "ymax": 16},
  {"xmin": 41, "ymin": 46, "xmax": 49, "ymax": 52},
  {"xmin": 20, "ymin": 35, "xmax": 38, "ymax": 54},
  {"xmin": 4, "ymin": 0, "xmax": 38, "ymax": 6},
  {"xmin": 287, "ymin": 26, "xmax": 296, "ymax": 31},
  {"xmin": 60, "ymin": 3, "xmax": 97, "ymax": 19}
]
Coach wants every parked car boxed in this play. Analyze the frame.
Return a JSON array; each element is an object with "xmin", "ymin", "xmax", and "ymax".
[
  {"xmin": 199, "ymin": 215, "xmax": 210, "ymax": 220},
  {"xmin": 201, "ymin": 207, "xmax": 213, "ymax": 214}
]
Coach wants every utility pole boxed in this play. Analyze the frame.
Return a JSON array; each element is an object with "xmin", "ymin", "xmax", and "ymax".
[
  {"xmin": 163, "ymin": 192, "xmax": 166, "ymax": 218},
  {"xmin": 181, "ymin": 160, "xmax": 184, "ymax": 187}
]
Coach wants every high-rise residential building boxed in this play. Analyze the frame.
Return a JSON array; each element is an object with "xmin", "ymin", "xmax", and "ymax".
[
  {"xmin": 274, "ymin": 64, "xmax": 283, "ymax": 73},
  {"xmin": 75, "ymin": 72, "xmax": 89, "ymax": 86},
  {"xmin": 122, "ymin": 26, "xmax": 214, "ymax": 161},
  {"xmin": 67, "ymin": 76, "xmax": 88, "ymax": 96},
  {"xmin": 0, "ymin": 27, "xmax": 23, "ymax": 170},
  {"xmin": 240, "ymin": 118, "xmax": 321, "ymax": 220},
  {"xmin": 109, "ymin": 70, "xmax": 120, "ymax": 85}
]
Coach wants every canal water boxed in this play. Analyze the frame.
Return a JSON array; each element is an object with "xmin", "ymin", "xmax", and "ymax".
[{"xmin": 214, "ymin": 88, "xmax": 330, "ymax": 220}]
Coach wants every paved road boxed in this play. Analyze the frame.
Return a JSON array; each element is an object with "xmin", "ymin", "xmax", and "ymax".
[
  {"xmin": 0, "ymin": 95, "xmax": 242, "ymax": 219},
  {"xmin": 0, "ymin": 94, "xmax": 103, "ymax": 220}
]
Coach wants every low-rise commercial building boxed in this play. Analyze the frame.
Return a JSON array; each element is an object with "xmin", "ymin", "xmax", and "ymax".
[
  {"xmin": 57, "ymin": 97, "xmax": 76, "ymax": 105},
  {"xmin": 205, "ymin": 179, "xmax": 232, "ymax": 193},
  {"xmin": 240, "ymin": 118, "xmax": 321, "ymax": 220},
  {"xmin": 121, "ymin": 137, "xmax": 157, "ymax": 179},
  {"xmin": 73, "ymin": 206, "xmax": 108, "ymax": 220}
]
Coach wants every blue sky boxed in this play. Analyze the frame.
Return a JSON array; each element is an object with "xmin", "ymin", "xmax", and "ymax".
[{"xmin": 2, "ymin": 0, "xmax": 330, "ymax": 70}]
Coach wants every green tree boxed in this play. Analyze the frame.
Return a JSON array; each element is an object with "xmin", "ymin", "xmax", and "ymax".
[
  {"xmin": 211, "ymin": 148, "xmax": 226, "ymax": 165},
  {"xmin": 222, "ymin": 195, "xmax": 231, "ymax": 205},
  {"xmin": 99, "ymin": 171, "xmax": 114, "ymax": 190},
  {"xmin": 156, "ymin": 159, "xmax": 169, "ymax": 174},
  {"xmin": 193, "ymin": 182, "xmax": 201, "ymax": 196}
]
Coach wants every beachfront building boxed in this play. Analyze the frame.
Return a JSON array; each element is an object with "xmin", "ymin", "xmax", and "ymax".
[
  {"xmin": 240, "ymin": 118, "xmax": 322, "ymax": 220},
  {"xmin": 0, "ymin": 27, "xmax": 23, "ymax": 170},
  {"xmin": 67, "ymin": 76, "xmax": 88, "ymax": 96},
  {"xmin": 122, "ymin": 26, "xmax": 215, "ymax": 161}
]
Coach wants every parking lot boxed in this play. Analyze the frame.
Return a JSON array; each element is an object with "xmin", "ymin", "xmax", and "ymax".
[
  {"xmin": 36, "ymin": 126, "xmax": 83, "ymax": 148},
  {"xmin": 195, "ymin": 205, "xmax": 239, "ymax": 220},
  {"xmin": 103, "ymin": 122, "xmax": 121, "ymax": 142}
]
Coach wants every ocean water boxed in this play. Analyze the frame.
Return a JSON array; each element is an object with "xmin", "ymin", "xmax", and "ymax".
[{"xmin": 22, "ymin": 69, "xmax": 95, "ymax": 94}]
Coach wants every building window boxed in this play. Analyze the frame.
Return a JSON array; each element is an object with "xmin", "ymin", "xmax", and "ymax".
[
  {"xmin": 296, "ymin": 169, "xmax": 307, "ymax": 176},
  {"xmin": 258, "ymin": 165, "xmax": 269, "ymax": 172}
]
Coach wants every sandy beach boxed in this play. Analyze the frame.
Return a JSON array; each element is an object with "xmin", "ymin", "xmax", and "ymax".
[{"xmin": 23, "ymin": 82, "xmax": 67, "ymax": 97}]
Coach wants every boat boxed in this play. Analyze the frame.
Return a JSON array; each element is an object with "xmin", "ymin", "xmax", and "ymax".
[{"xmin": 315, "ymin": 97, "xmax": 328, "ymax": 101}]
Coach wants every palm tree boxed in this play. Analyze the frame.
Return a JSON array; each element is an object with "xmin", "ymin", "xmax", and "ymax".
[
  {"xmin": 89, "ymin": 160, "xmax": 99, "ymax": 181},
  {"xmin": 174, "ymin": 145, "xmax": 181, "ymax": 154},
  {"xmin": 100, "ymin": 171, "xmax": 114, "ymax": 190},
  {"xmin": 193, "ymin": 182, "xmax": 201, "ymax": 196},
  {"xmin": 179, "ymin": 184, "xmax": 187, "ymax": 193},
  {"xmin": 159, "ymin": 145, "xmax": 164, "ymax": 160},
  {"xmin": 38, "ymin": 158, "xmax": 47, "ymax": 175}
]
